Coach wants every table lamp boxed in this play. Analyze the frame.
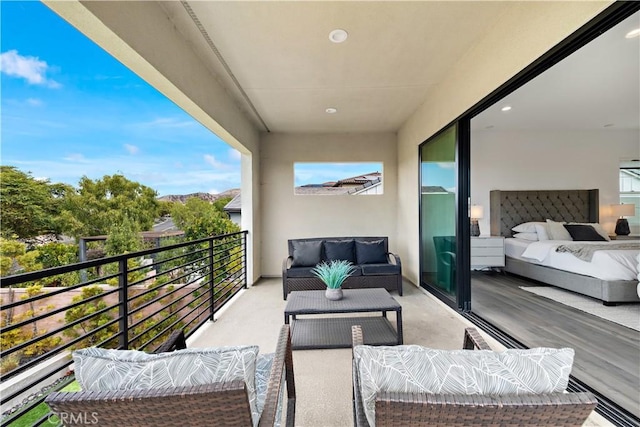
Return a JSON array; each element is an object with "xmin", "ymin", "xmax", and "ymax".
[
  {"xmin": 470, "ymin": 205, "xmax": 484, "ymax": 237},
  {"xmin": 611, "ymin": 203, "xmax": 635, "ymax": 236}
]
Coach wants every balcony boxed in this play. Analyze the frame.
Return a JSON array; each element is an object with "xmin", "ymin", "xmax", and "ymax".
[{"xmin": 1, "ymin": 234, "xmax": 610, "ymax": 426}]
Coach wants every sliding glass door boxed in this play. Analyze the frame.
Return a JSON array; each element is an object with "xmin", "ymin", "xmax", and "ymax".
[{"xmin": 419, "ymin": 125, "xmax": 458, "ymax": 302}]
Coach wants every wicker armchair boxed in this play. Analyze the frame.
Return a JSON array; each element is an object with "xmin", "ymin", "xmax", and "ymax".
[
  {"xmin": 351, "ymin": 325, "xmax": 597, "ymax": 427},
  {"xmin": 46, "ymin": 325, "xmax": 296, "ymax": 427}
]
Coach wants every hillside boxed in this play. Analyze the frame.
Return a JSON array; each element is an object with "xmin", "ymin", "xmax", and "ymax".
[{"xmin": 158, "ymin": 188, "xmax": 240, "ymax": 204}]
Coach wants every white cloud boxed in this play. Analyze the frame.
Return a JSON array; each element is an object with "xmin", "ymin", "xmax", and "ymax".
[
  {"xmin": 208, "ymin": 189, "xmax": 220, "ymax": 195},
  {"xmin": 64, "ymin": 153, "xmax": 87, "ymax": 162},
  {"xmin": 204, "ymin": 154, "xmax": 228, "ymax": 169},
  {"xmin": 228, "ymin": 149, "xmax": 241, "ymax": 161},
  {"xmin": 0, "ymin": 50, "xmax": 60, "ymax": 88},
  {"xmin": 26, "ymin": 98, "xmax": 43, "ymax": 107},
  {"xmin": 436, "ymin": 162, "xmax": 455, "ymax": 169},
  {"xmin": 124, "ymin": 144, "xmax": 140, "ymax": 155},
  {"xmin": 135, "ymin": 117, "xmax": 196, "ymax": 129}
]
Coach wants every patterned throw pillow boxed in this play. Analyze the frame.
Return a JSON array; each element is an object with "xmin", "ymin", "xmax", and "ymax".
[
  {"xmin": 354, "ymin": 345, "xmax": 574, "ymax": 427},
  {"xmin": 74, "ymin": 345, "xmax": 261, "ymax": 426}
]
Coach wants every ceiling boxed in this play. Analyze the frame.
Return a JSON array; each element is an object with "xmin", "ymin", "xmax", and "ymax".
[
  {"xmin": 159, "ymin": 1, "xmax": 512, "ymax": 133},
  {"xmin": 472, "ymin": 11, "xmax": 640, "ymax": 132}
]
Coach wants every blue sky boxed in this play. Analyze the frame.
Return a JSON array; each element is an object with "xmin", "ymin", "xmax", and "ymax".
[{"xmin": 1, "ymin": 1, "xmax": 241, "ymax": 196}]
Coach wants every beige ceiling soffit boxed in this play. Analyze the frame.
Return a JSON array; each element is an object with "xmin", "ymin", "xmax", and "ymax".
[{"xmin": 181, "ymin": 1, "xmax": 270, "ymax": 133}]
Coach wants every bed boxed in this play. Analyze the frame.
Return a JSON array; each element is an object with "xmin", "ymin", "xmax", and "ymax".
[{"xmin": 490, "ymin": 189, "xmax": 640, "ymax": 304}]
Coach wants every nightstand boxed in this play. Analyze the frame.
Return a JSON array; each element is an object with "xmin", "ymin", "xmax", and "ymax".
[
  {"xmin": 609, "ymin": 235, "xmax": 640, "ymax": 240},
  {"xmin": 471, "ymin": 236, "xmax": 505, "ymax": 270}
]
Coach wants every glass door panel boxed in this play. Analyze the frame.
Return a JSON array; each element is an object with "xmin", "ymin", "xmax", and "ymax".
[{"xmin": 420, "ymin": 126, "xmax": 457, "ymax": 298}]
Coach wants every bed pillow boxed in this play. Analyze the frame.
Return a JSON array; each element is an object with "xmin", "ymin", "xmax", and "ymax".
[
  {"xmin": 546, "ymin": 219, "xmax": 573, "ymax": 241},
  {"xmin": 534, "ymin": 223, "xmax": 550, "ymax": 241},
  {"xmin": 512, "ymin": 222, "xmax": 546, "ymax": 233},
  {"xmin": 568, "ymin": 222, "xmax": 610, "ymax": 241},
  {"xmin": 563, "ymin": 224, "xmax": 607, "ymax": 242},
  {"xmin": 513, "ymin": 232, "xmax": 538, "ymax": 241}
]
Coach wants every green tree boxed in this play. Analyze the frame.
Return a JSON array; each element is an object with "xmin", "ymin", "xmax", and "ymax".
[
  {"xmin": 0, "ymin": 166, "xmax": 66, "ymax": 238},
  {"xmin": 63, "ymin": 285, "xmax": 119, "ymax": 349},
  {"xmin": 58, "ymin": 174, "xmax": 159, "ymax": 239},
  {"xmin": 171, "ymin": 197, "xmax": 239, "ymax": 240},
  {"xmin": 104, "ymin": 217, "xmax": 144, "ymax": 256}
]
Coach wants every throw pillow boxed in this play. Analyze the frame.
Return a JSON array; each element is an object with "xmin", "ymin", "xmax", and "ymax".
[
  {"xmin": 568, "ymin": 222, "xmax": 610, "ymax": 241},
  {"xmin": 563, "ymin": 224, "xmax": 607, "ymax": 242},
  {"xmin": 323, "ymin": 239, "xmax": 355, "ymax": 263},
  {"xmin": 546, "ymin": 219, "xmax": 573, "ymax": 241},
  {"xmin": 291, "ymin": 240, "xmax": 322, "ymax": 267},
  {"xmin": 74, "ymin": 345, "xmax": 261, "ymax": 426},
  {"xmin": 355, "ymin": 240, "xmax": 387, "ymax": 264},
  {"xmin": 354, "ymin": 344, "xmax": 574, "ymax": 427}
]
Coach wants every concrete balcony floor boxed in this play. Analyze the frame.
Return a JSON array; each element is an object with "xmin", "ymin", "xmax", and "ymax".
[{"xmin": 188, "ymin": 278, "xmax": 609, "ymax": 427}]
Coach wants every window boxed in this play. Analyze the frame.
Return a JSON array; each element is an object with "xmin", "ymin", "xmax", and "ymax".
[
  {"xmin": 293, "ymin": 162, "xmax": 383, "ymax": 195},
  {"xmin": 619, "ymin": 161, "xmax": 640, "ymax": 235}
]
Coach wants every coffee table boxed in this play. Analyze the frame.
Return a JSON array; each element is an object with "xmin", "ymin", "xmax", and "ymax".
[{"xmin": 284, "ymin": 288, "xmax": 403, "ymax": 350}]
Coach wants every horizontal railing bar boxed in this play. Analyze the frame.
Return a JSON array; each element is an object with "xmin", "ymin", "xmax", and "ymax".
[
  {"xmin": 139, "ymin": 254, "xmax": 209, "ymax": 286},
  {"xmin": 1, "ymin": 270, "xmax": 121, "ymax": 310},
  {"xmin": 1, "ymin": 317, "xmax": 121, "ymax": 382},
  {"xmin": 0, "ymin": 358, "xmax": 73, "ymax": 405},
  {"xmin": 1, "ymin": 231, "xmax": 247, "ymax": 286},
  {"xmin": 129, "ymin": 293, "xmax": 212, "ymax": 346},
  {"xmin": 126, "ymin": 262, "xmax": 209, "ymax": 306},
  {"xmin": 1, "ymin": 285, "xmax": 120, "ymax": 335},
  {"xmin": 127, "ymin": 273, "xmax": 209, "ymax": 319}
]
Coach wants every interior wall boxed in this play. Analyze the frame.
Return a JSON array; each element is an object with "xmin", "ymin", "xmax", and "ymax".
[
  {"xmin": 397, "ymin": 1, "xmax": 611, "ymax": 286},
  {"xmin": 260, "ymin": 132, "xmax": 397, "ymax": 276},
  {"xmin": 471, "ymin": 129, "xmax": 640, "ymax": 235}
]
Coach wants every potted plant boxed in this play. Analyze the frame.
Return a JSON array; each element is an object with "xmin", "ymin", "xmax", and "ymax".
[{"xmin": 310, "ymin": 260, "xmax": 357, "ymax": 300}]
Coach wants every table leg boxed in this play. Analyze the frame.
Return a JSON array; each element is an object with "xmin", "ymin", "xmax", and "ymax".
[{"xmin": 396, "ymin": 308, "xmax": 403, "ymax": 345}]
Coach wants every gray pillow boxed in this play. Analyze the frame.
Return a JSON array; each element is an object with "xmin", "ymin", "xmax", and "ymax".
[
  {"xmin": 323, "ymin": 239, "xmax": 355, "ymax": 263},
  {"xmin": 355, "ymin": 240, "xmax": 387, "ymax": 264},
  {"xmin": 291, "ymin": 240, "xmax": 322, "ymax": 267},
  {"xmin": 74, "ymin": 345, "xmax": 261, "ymax": 426},
  {"xmin": 354, "ymin": 344, "xmax": 574, "ymax": 427}
]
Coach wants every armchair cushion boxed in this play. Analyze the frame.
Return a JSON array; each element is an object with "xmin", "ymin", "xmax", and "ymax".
[
  {"xmin": 74, "ymin": 345, "xmax": 261, "ymax": 425},
  {"xmin": 355, "ymin": 239, "xmax": 387, "ymax": 264},
  {"xmin": 323, "ymin": 239, "xmax": 356, "ymax": 263},
  {"xmin": 361, "ymin": 263, "xmax": 399, "ymax": 276},
  {"xmin": 354, "ymin": 344, "xmax": 574, "ymax": 427},
  {"xmin": 290, "ymin": 240, "xmax": 323, "ymax": 267}
]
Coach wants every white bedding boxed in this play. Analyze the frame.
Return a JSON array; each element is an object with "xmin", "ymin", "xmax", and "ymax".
[{"xmin": 507, "ymin": 239, "xmax": 640, "ymax": 281}]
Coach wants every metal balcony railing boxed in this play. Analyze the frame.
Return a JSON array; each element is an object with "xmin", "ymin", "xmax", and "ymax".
[{"xmin": 0, "ymin": 231, "xmax": 247, "ymax": 426}]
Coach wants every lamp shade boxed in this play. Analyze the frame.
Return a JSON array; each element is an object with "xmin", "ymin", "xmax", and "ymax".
[
  {"xmin": 611, "ymin": 204, "xmax": 635, "ymax": 217},
  {"xmin": 470, "ymin": 205, "xmax": 484, "ymax": 219}
]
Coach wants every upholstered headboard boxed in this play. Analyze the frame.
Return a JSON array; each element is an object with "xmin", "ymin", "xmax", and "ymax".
[{"xmin": 490, "ymin": 189, "xmax": 599, "ymax": 237}]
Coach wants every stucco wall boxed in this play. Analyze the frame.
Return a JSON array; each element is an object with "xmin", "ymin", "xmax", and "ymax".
[
  {"xmin": 397, "ymin": 1, "xmax": 611, "ymax": 286},
  {"xmin": 260, "ymin": 132, "xmax": 397, "ymax": 276}
]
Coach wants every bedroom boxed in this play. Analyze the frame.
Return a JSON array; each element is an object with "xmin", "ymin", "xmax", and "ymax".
[{"xmin": 468, "ymin": 9, "xmax": 639, "ymax": 423}]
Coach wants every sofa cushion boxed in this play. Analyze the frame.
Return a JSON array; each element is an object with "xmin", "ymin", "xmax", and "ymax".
[
  {"xmin": 291, "ymin": 240, "xmax": 323, "ymax": 267},
  {"xmin": 323, "ymin": 239, "xmax": 355, "ymax": 263},
  {"xmin": 286, "ymin": 266, "xmax": 316, "ymax": 278},
  {"xmin": 354, "ymin": 344, "xmax": 574, "ymax": 427},
  {"xmin": 74, "ymin": 345, "xmax": 261, "ymax": 426},
  {"xmin": 355, "ymin": 240, "xmax": 387, "ymax": 264},
  {"xmin": 361, "ymin": 263, "xmax": 399, "ymax": 276}
]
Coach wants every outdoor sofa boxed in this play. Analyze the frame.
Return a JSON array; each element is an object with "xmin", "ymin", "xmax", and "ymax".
[{"xmin": 282, "ymin": 236, "xmax": 402, "ymax": 300}]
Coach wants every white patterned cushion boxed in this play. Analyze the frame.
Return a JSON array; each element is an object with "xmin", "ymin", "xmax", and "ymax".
[
  {"xmin": 255, "ymin": 353, "xmax": 284, "ymax": 427},
  {"xmin": 74, "ymin": 345, "xmax": 261, "ymax": 425},
  {"xmin": 354, "ymin": 345, "xmax": 574, "ymax": 427}
]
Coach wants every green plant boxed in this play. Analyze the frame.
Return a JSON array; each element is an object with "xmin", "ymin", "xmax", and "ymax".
[{"xmin": 310, "ymin": 260, "xmax": 356, "ymax": 289}]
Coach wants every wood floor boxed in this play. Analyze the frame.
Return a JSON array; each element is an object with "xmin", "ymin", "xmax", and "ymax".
[{"xmin": 471, "ymin": 271, "xmax": 640, "ymax": 419}]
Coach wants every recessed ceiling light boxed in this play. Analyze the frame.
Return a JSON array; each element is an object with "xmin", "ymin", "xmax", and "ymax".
[
  {"xmin": 325, "ymin": 107, "xmax": 337, "ymax": 114},
  {"xmin": 329, "ymin": 29, "xmax": 348, "ymax": 43},
  {"xmin": 625, "ymin": 28, "xmax": 640, "ymax": 39},
  {"xmin": 501, "ymin": 105, "xmax": 512, "ymax": 112}
]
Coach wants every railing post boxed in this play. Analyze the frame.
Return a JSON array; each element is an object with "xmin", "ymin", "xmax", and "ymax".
[
  {"xmin": 118, "ymin": 258, "xmax": 129, "ymax": 349},
  {"xmin": 242, "ymin": 232, "xmax": 247, "ymax": 289},
  {"xmin": 208, "ymin": 239, "xmax": 215, "ymax": 321}
]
